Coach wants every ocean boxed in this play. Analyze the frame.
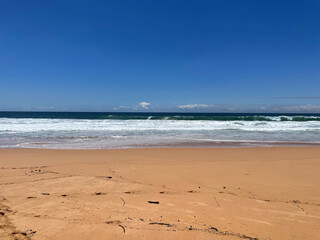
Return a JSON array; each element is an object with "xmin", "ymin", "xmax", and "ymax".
[{"xmin": 0, "ymin": 111, "xmax": 320, "ymax": 149}]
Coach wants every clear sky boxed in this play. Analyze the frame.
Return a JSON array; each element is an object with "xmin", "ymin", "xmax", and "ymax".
[{"xmin": 0, "ymin": 0, "xmax": 319, "ymax": 112}]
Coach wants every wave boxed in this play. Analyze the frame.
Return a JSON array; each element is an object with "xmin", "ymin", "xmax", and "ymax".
[
  {"xmin": 105, "ymin": 115, "xmax": 277, "ymax": 121},
  {"xmin": 47, "ymin": 114, "xmax": 320, "ymax": 121},
  {"xmin": 105, "ymin": 115, "xmax": 320, "ymax": 121},
  {"xmin": 279, "ymin": 116, "xmax": 320, "ymax": 121}
]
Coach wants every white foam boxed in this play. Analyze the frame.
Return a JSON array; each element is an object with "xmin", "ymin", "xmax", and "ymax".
[
  {"xmin": 0, "ymin": 118, "xmax": 319, "ymax": 149},
  {"xmin": 0, "ymin": 118, "xmax": 319, "ymax": 132}
]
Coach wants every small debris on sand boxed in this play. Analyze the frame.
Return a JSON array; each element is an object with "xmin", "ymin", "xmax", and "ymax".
[
  {"xmin": 121, "ymin": 197, "xmax": 126, "ymax": 206},
  {"xmin": 187, "ymin": 190, "xmax": 197, "ymax": 193},
  {"xmin": 149, "ymin": 222, "xmax": 173, "ymax": 227},
  {"xmin": 210, "ymin": 227, "xmax": 219, "ymax": 231},
  {"xmin": 95, "ymin": 192, "xmax": 105, "ymax": 195},
  {"xmin": 119, "ymin": 224, "xmax": 126, "ymax": 233}
]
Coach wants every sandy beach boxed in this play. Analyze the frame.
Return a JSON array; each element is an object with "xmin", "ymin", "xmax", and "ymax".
[{"xmin": 0, "ymin": 147, "xmax": 320, "ymax": 240}]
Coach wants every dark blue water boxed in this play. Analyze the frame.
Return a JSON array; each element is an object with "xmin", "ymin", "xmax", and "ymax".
[{"xmin": 0, "ymin": 111, "xmax": 320, "ymax": 121}]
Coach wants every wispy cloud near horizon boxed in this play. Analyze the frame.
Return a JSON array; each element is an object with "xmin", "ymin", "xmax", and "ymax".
[
  {"xmin": 175, "ymin": 103, "xmax": 320, "ymax": 113},
  {"xmin": 2, "ymin": 103, "xmax": 320, "ymax": 114},
  {"xmin": 177, "ymin": 104, "xmax": 209, "ymax": 109},
  {"xmin": 248, "ymin": 96, "xmax": 320, "ymax": 100}
]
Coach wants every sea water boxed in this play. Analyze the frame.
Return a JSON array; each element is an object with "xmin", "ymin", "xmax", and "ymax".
[{"xmin": 0, "ymin": 112, "xmax": 319, "ymax": 149}]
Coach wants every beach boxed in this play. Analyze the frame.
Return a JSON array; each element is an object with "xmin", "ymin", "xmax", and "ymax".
[
  {"xmin": 0, "ymin": 147, "xmax": 319, "ymax": 240},
  {"xmin": 2, "ymin": 0, "xmax": 319, "ymax": 239}
]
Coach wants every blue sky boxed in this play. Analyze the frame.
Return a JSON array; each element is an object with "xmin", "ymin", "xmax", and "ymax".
[{"xmin": 0, "ymin": 0, "xmax": 319, "ymax": 112}]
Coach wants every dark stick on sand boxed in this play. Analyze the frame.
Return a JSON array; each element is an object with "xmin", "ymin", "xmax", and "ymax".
[
  {"xmin": 121, "ymin": 197, "xmax": 126, "ymax": 206},
  {"xmin": 149, "ymin": 222, "xmax": 173, "ymax": 227},
  {"xmin": 119, "ymin": 224, "xmax": 126, "ymax": 233}
]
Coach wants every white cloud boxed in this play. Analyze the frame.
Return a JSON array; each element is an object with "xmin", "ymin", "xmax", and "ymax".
[
  {"xmin": 177, "ymin": 104, "xmax": 208, "ymax": 109},
  {"xmin": 139, "ymin": 102, "xmax": 151, "ymax": 109}
]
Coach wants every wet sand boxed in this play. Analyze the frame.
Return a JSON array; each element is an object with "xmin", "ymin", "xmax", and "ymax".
[{"xmin": 0, "ymin": 147, "xmax": 320, "ymax": 240}]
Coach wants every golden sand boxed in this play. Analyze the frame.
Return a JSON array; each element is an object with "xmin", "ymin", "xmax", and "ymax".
[{"xmin": 0, "ymin": 147, "xmax": 320, "ymax": 239}]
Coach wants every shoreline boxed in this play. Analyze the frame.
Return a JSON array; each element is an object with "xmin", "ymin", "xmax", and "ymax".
[
  {"xmin": 1, "ymin": 147, "xmax": 320, "ymax": 239},
  {"xmin": 5, "ymin": 140, "xmax": 320, "ymax": 150}
]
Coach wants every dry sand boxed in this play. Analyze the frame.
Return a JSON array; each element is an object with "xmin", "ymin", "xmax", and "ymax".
[{"xmin": 0, "ymin": 147, "xmax": 320, "ymax": 240}]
